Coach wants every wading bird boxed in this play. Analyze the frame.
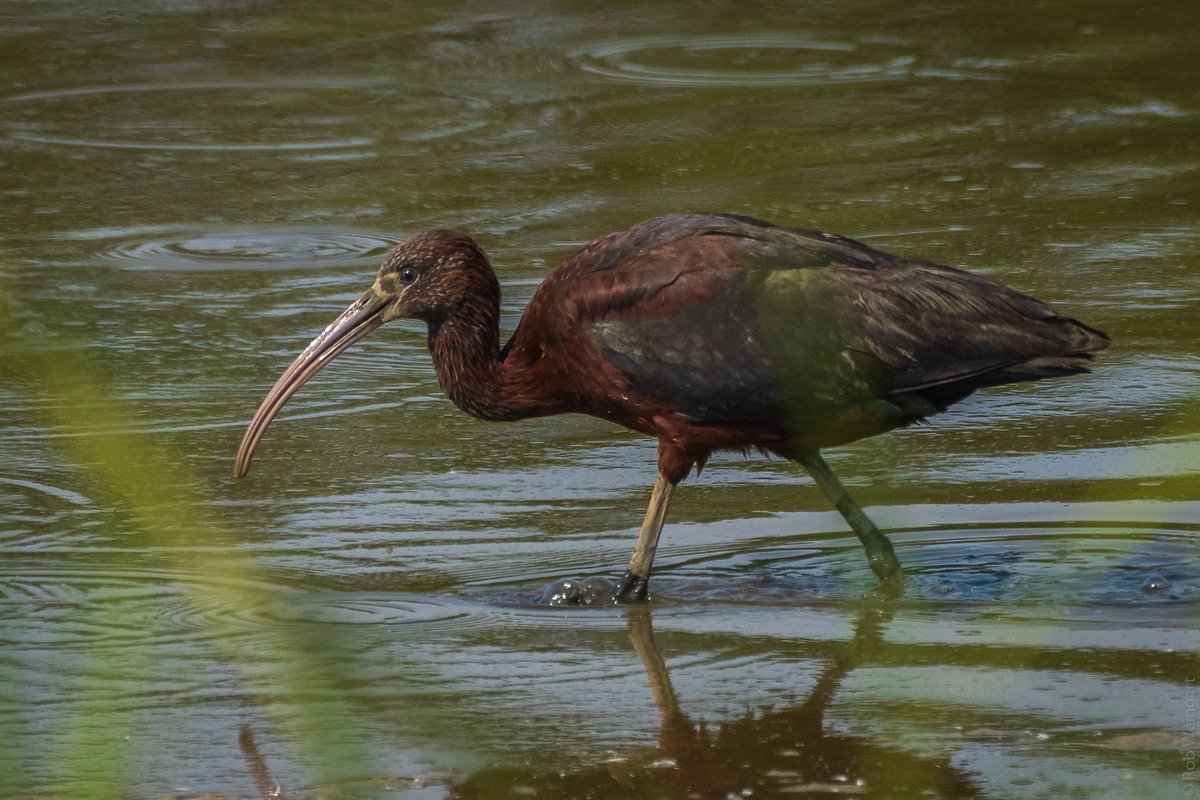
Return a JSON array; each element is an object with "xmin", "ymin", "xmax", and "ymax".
[{"xmin": 233, "ymin": 213, "xmax": 1108, "ymax": 602}]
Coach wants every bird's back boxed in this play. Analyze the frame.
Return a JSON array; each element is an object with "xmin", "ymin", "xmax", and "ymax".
[{"xmin": 505, "ymin": 213, "xmax": 1108, "ymax": 450}]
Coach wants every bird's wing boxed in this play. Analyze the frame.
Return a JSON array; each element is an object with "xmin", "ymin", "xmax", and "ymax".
[
  {"xmin": 550, "ymin": 219, "xmax": 1105, "ymax": 433},
  {"xmin": 832, "ymin": 261, "xmax": 1108, "ymax": 397},
  {"xmin": 570, "ymin": 225, "xmax": 875, "ymax": 427}
]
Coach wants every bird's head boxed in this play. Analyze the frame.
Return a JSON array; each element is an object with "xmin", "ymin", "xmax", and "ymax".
[
  {"xmin": 372, "ymin": 229, "xmax": 494, "ymax": 324},
  {"xmin": 232, "ymin": 229, "xmax": 493, "ymax": 479}
]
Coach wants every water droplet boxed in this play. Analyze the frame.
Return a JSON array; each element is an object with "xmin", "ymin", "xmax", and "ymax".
[
  {"xmin": 543, "ymin": 575, "xmax": 618, "ymax": 606},
  {"xmin": 1140, "ymin": 573, "xmax": 1170, "ymax": 593},
  {"xmin": 15, "ymin": 319, "xmax": 50, "ymax": 338}
]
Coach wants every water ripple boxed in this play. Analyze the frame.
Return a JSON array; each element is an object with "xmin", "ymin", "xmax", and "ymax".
[
  {"xmin": 659, "ymin": 517, "xmax": 1200, "ymax": 606},
  {"xmin": 1, "ymin": 80, "xmax": 489, "ymax": 152},
  {"xmin": 570, "ymin": 34, "xmax": 1001, "ymax": 87},
  {"xmin": 8, "ymin": 132, "xmax": 375, "ymax": 152},
  {"xmin": 0, "ymin": 564, "xmax": 282, "ymax": 644},
  {"xmin": 0, "ymin": 564, "xmax": 489, "ymax": 643},
  {"xmin": 73, "ymin": 224, "xmax": 398, "ymax": 272},
  {"xmin": 455, "ymin": 507, "xmax": 1200, "ymax": 608},
  {"xmin": 0, "ymin": 475, "xmax": 92, "ymax": 506}
]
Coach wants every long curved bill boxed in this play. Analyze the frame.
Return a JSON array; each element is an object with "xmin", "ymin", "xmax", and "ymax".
[{"xmin": 233, "ymin": 288, "xmax": 390, "ymax": 479}]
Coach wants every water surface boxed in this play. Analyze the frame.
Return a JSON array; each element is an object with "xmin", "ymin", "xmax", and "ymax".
[{"xmin": 0, "ymin": 1, "xmax": 1197, "ymax": 797}]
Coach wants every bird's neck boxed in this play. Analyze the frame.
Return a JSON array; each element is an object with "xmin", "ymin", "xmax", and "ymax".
[{"xmin": 427, "ymin": 294, "xmax": 534, "ymax": 422}]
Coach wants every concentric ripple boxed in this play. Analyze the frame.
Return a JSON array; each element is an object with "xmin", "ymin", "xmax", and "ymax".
[
  {"xmin": 2, "ymin": 80, "xmax": 489, "ymax": 152},
  {"xmin": 0, "ymin": 564, "xmax": 283, "ymax": 644},
  {"xmin": 78, "ymin": 224, "xmax": 398, "ymax": 271},
  {"xmin": 263, "ymin": 591, "xmax": 479, "ymax": 629},
  {"xmin": 570, "ymin": 34, "xmax": 925, "ymax": 87},
  {"xmin": 0, "ymin": 564, "xmax": 488, "ymax": 646}
]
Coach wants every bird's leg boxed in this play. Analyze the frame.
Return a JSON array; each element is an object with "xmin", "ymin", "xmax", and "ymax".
[
  {"xmin": 626, "ymin": 606, "xmax": 698, "ymax": 757},
  {"xmin": 799, "ymin": 452, "xmax": 902, "ymax": 583},
  {"xmin": 614, "ymin": 471, "xmax": 676, "ymax": 603}
]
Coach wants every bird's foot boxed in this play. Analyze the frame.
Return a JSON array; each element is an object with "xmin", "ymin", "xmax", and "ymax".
[
  {"xmin": 540, "ymin": 574, "xmax": 650, "ymax": 605},
  {"xmin": 864, "ymin": 542, "xmax": 902, "ymax": 583},
  {"xmin": 866, "ymin": 567, "xmax": 907, "ymax": 600},
  {"xmin": 612, "ymin": 570, "xmax": 650, "ymax": 604}
]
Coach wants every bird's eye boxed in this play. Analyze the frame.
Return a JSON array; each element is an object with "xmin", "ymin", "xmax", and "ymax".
[{"xmin": 398, "ymin": 265, "xmax": 418, "ymax": 285}]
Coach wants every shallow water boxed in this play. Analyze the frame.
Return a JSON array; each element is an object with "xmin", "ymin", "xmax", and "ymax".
[{"xmin": 0, "ymin": 0, "xmax": 1197, "ymax": 797}]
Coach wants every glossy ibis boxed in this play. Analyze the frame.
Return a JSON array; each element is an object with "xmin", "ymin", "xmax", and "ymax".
[{"xmin": 233, "ymin": 213, "xmax": 1108, "ymax": 602}]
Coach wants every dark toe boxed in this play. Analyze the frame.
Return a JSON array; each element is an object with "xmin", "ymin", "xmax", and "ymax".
[{"xmin": 613, "ymin": 571, "xmax": 650, "ymax": 604}]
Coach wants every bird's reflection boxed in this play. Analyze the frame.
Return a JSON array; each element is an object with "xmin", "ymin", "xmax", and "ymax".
[
  {"xmin": 452, "ymin": 602, "xmax": 979, "ymax": 799},
  {"xmin": 237, "ymin": 601, "xmax": 978, "ymax": 799}
]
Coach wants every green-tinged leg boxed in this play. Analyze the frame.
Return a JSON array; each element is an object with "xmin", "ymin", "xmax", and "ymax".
[
  {"xmin": 614, "ymin": 471, "xmax": 676, "ymax": 603},
  {"xmin": 799, "ymin": 451, "xmax": 902, "ymax": 582}
]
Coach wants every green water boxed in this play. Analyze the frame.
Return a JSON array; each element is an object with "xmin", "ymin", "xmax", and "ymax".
[{"xmin": 1, "ymin": 1, "xmax": 1197, "ymax": 797}]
